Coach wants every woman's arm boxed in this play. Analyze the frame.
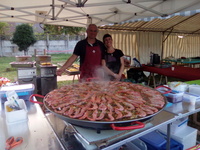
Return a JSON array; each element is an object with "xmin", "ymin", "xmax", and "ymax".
[
  {"xmin": 118, "ymin": 56, "xmax": 125, "ymax": 76},
  {"xmin": 102, "ymin": 60, "xmax": 118, "ymax": 77}
]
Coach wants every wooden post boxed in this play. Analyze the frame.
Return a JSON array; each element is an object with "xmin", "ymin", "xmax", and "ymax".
[
  {"xmin": 44, "ymin": 49, "xmax": 46, "ymax": 55},
  {"xmin": 34, "ymin": 49, "xmax": 37, "ymax": 57}
]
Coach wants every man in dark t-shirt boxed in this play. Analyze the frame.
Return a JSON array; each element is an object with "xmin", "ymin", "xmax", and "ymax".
[{"xmin": 56, "ymin": 24, "xmax": 105, "ymax": 81}]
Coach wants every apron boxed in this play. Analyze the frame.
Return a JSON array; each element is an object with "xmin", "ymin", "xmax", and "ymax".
[{"xmin": 80, "ymin": 44, "xmax": 101, "ymax": 80}]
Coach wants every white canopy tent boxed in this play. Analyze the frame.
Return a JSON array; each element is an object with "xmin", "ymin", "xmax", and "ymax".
[
  {"xmin": 1, "ymin": 0, "xmax": 200, "ymax": 28},
  {"xmin": 1, "ymin": 0, "xmax": 200, "ymax": 64},
  {"xmin": 97, "ymin": 9, "xmax": 200, "ymax": 64}
]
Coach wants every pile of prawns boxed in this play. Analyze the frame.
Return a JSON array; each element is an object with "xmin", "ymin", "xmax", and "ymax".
[{"xmin": 44, "ymin": 81, "xmax": 165, "ymax": 121}]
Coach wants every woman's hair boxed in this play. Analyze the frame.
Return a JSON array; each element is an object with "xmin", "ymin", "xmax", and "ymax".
[{"xmin": 103, "ymin": 33, "xmax": 112, "ymax": 43}]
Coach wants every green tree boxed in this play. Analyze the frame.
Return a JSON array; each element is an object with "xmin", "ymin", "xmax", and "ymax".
[
  {"xmin": 44, "ymin": 24, "xmax": 86, "ymax": 35},
  {"xmin": 12, "ymin": 24, "xmax": 37, "ymax": 55},
  {"xmin": 0, "ymin": 22, "xmax": 9, "ymax": 40}
]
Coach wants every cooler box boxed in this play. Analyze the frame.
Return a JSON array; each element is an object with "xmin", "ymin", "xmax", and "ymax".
[
  {"xmin": 159, "ymin": 125, "xmax": 197, "ymax": 150},
  {"xmin": 158, "ymin": 117, "xmax": 188, "ymax": 134},
  {"xmin": 0, "ymin": 84, "xmax": 34, "ymax": 101},
  {"xmin": 139, "ymin": 130, "xmax": 183, "ymax": 150}
]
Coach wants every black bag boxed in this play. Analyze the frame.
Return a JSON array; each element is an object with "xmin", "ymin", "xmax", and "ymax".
[{"xmin": 127, "ymin": 68, "xmax": 146, "ymax": 83}]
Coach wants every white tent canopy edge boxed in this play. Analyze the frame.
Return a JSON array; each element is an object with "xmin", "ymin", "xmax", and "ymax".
[{"xmin": 1, "ymin": 0, "xmax": 200, "ymax": 28}]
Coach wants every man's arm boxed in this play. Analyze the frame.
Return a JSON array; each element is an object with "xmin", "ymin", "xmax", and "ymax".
[{"xmin": 56, "ymin": 54, "xmax": 78, "ymax": 76}]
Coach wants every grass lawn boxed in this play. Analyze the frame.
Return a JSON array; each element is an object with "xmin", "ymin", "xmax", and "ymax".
[{"xmin": 0, "ymin": 54, "xmax": 75, "ymax": 88}]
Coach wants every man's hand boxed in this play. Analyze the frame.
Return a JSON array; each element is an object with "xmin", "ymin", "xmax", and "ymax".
[{"xmin": 56, "ymin": 68, "xmax": 65, "ymax": 76}]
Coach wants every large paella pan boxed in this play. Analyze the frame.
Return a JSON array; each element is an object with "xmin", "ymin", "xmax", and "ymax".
[{"xmin": 43, "ymin": 81, "xmax": 167, "ymax": 130}]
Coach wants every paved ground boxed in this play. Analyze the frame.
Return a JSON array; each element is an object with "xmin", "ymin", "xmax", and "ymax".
[{"xmin": 57, "ymin": 74, "xmax": 79, "ymax": 81}]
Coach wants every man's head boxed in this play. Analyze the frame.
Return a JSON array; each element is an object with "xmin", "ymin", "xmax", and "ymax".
[{"xmin": 86, "ymin": 24, "xmax": 98, "ymax": 39}]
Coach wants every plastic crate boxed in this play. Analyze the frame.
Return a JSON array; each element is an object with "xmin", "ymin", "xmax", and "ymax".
[
  {"xmin": 188, "ymin": 85, "xmax": 200, "ymax": 96},
  {"xmin": 139, "ymin": 130, "xmax": 183, "ymax": 150},
  {"xmin": 182, "ymin": 92, "xmax": 200, "ymax": 103},
  {"xmin": 139, "ymin": 130, "xmax": 166, "ymax": 150},
  {"xmin": 131, "ymin": 138, "xmax": 147, "ymax": 150},
  {"xmin": 0, "ymin": 84, "xmax": 34, "ymax": 101},
  {"xmin": 112, "ymin": 139, "xmax": 147, "ymax": 150},
  {"xmin": 156, "ymin": 86, "xmax": 183, "ymax": 103},
  {"xmin": 165, "ymin": 91, "xmax": 184, "ymax": 103}
]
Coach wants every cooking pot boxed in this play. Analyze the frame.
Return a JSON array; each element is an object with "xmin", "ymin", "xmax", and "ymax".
[
  {"xmin": 44, "ymin": 103, "xmax": 164, "ymax": 131},
  {"xmin": 150, "ymin": 53, "xmax": 160, "ymax": 65},
  {"xmin": 30, "ymin": 83, "xmax": 167, "ymax": 131}
]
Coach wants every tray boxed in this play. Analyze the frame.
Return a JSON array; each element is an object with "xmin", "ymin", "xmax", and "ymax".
[
  {"xmin": 66, "ymin": 70, "xmax": 80, "ymax": 75},
  {"xmin": 66, "ymin": 66, "xmax": 80, "ymax": 75},
  {"xmin": 154, "ymin": 63, "xmax": 172, "ymax": 68},
  {"xmin": 10, "ymin": 62, "xmax": 36, "ymax": 68}
]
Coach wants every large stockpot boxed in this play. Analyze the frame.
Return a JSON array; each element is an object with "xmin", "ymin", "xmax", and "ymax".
[{"xmin": 43, "ymin": 84, "xmax": 168, "ymax": 131}]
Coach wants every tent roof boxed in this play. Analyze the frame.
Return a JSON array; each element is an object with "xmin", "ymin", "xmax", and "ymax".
[
  {"xmin": 99, "ymin": 10, "xmax": 200, "ymax": 34},
  {"xmin": 1, "ymin": 0, "xmax": 200, "ymax": 29}
]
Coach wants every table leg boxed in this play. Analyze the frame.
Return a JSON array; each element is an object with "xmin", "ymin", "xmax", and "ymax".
[
  {"xmin": 159, "ymin": 75, "xmax": 168, "ymax": 85},
  {"xmin": 72, "ymin": 75, "xmax": 75, "ymax": 83},
  {"xmin": 159, "ymin": 75, "xmax": 163, "ymax": 85},
  {"xmin": 147, "ymin": 73, "xmax": 151, "ymax": 86},
  {"xmin": 166, "ymin": 123, "xmax": 171, "ymax": 150},
  {"xmin": 165, "ymin": 76, "xmax": 168, "ymax": 84},
  {"xmin": 77, "ymin": 74, "xmax": 80, "ymax": 82},
  {"xmin": 148, "ymin": 73, "xmax": 156, "ymax": 88}
]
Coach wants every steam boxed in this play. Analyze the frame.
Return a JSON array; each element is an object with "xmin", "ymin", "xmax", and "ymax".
[
  {"xmin": 93, "ymin": 66, "xmax": 111, "ymax": 91},
  {"xmin": 94, "ymin": 66, "xmax": 111, "ymax": 82}
]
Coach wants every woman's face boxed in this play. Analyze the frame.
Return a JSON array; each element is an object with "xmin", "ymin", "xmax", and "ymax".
[{"xmin": 104, "ymin": 37, "xmax": 112, "ymax": 48}]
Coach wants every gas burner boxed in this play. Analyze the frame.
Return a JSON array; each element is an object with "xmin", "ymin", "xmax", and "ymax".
[
  {"xmin": 62, "ymin": 125, "xmax": 85, "ymax": 150},
  {"xmin": 62, "ymin": 119, "xmax": 153, "ymax": 150}
]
